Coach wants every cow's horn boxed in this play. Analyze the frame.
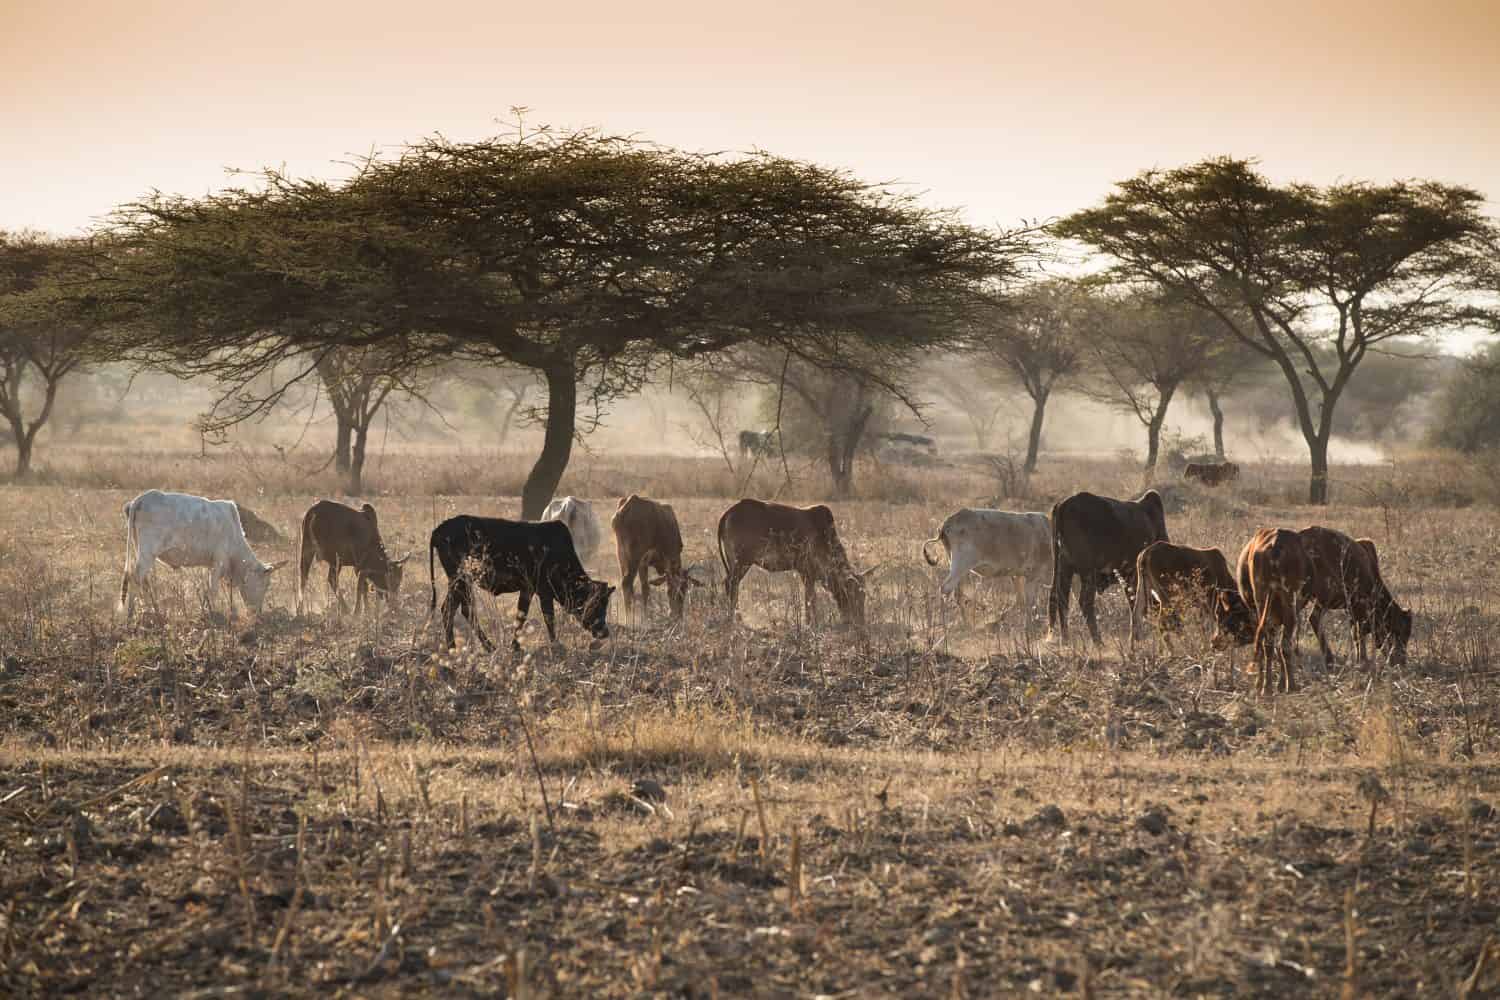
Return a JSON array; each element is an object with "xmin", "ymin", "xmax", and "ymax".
[
  {"xmin": 855, "ymin": 563, "xmax": 883, "ymax": 580},
  {"xmin": 265, "ymin": 559, "xmax": 289, "ymax": 572}
]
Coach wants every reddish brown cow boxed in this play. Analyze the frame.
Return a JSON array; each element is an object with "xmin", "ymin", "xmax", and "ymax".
[
  {"xmin": 1297, "ymin": 527, "xmax": 1411, "ymax": 668},
  {"xmin": 1237, "ymin": 528, "xmax": 1311, "ymax": 695},
  {"xmin": 611, "ymin": 494, "xmax": 700, "ymax": 621},
  {"xmin": 297, "ymin": 500, "xmax": 409, "ymax": 614},
  {"xmin": 1131, "ymin": 541, "xmax": 1255, "ymax": 647},
  {"xmin": 717, "ymin": 499, "xmax": 872, "ymax": 626},
  {"xmin": 1184, "ymin": 461, "xmax": 1240, "ymax": 486}
]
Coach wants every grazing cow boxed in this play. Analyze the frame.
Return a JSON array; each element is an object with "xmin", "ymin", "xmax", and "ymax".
[
  {"xmin": 1131, "ymin": 541, "xmax": 1254, "ymax": 647},
  {"xmin": 1297, "ymin": 526, "xmax": 1411, "ymax": 668},
  {"xmin": 1048, "ymin": 490, "xmax": 1169, "ymax": 642},
  {"xmin": 540, "ymin": 496, "xmax": 602, "ymax": 563},
  {"xmin": 1184, "ymin": 461, "xmax": 1240, "ymax": 486},
  {"xmin": 1237, "ymin": 528, "xmax": 1311, "ymax": 695},
  {"xmin": 611, "ymin": 494, "xmax": 700, "ymax": 621},
  {"xmin": 295, "ymin": 500, "xmax": 409, "ymax": 615},
  {"xmin": 921, "ymin": 508, "xmax": 1051, "ymax": 622},
  {"xmin": 737, "ymin": 429, "xmax": 778, "ymax": 458},
  {"xmin": 428, "ymin": 515, "xmax": 614, "ymax": 651},
  {"xmin": 881, "ymin": 432, "xmax": 938, "ymax": 452},
  {"xmin": 118, "ymin": 489, "xmax": 285, "ymax": 620},
  {"xmin": 717, "ymin": 499, "xmax": 872, "ymax": 626}
]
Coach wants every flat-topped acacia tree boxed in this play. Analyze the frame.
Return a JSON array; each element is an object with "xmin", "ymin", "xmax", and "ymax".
[
  {"xmin": 1057, "ymin": 158, "xmax": 1494, "ymax": 504},
  {"xmin": 107, "ymin": 127, "xmax": 1032, "ymax": 516}
]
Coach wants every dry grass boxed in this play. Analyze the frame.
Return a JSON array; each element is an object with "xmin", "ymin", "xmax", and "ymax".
[{"xmin": 1, "ymin": 449, "xmax": 1499, "ymax": 996}]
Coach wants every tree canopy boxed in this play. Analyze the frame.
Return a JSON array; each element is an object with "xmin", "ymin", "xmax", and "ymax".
[
  {"xmin": 1056, "ymin": 157, "xmax": 1495, "ymax": 502},
  {"xmin": 103, "ymin": 127, "xmax": 1034, "ymax": 514}
]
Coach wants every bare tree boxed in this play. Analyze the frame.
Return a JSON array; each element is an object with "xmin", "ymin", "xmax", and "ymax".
[
  {"xmin": 973, "ymin": 279, "xmax": 1089, "ymax": 474},
  {"xmin": 926, "ymin": 354, "xmax": 1009, "ymax": 450}
]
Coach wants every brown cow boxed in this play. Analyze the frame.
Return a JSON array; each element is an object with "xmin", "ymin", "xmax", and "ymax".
[
  {"xmin": 1184, "ymin": 461, "xmax": 1240, "ymax": 486},
  {"xmin": 1237, "ymin": 528, "xmax": 1311, "ymax": 695},
  {"xmin": 1297, "ymin": 527, "xmax": 1411, "ymax": 668},
  {"xmin": 717, "ymin": 499, "xmax": 873, "ymax": 626},
  {"xmin": 296, "ymin": 500, "xmax": 409, "ymax": 614},
  {"xmin": 1131, "ymin": 541, "xmax": 1255, "ymax": 648},
  {"xmin": 611, "ymin": 494, "xmax": 700, "ymax": 621}
]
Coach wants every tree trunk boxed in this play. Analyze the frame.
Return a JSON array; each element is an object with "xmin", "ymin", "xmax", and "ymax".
[
  {"xmin": 1143, "ymin": 383, "xmax": 1177, "ymax": 474},
  {"xmin": 1024, "ymin": 388, "xmax": 1050, "ymax": 475},
  {"xmin": 827, "ymin": 403, "xmax": 874, "ymax": 498},
  {"xmin": 333, "ymin": 416, "xmax": 353, "ymax": 474},
  {"xmin": 520, "ymin": 359, "xmax": 577, "ymax": 520},
  {"xmin": 1308, "ymin": 433, "xmax": 1331, "ymax": 505},
  {"xmin": 1207, "ymin": 388, "xmax": 1225, "ymax": 459},
  {"xmin": 349, "ymin": 421, "xmax": 370, "ymax": 494},
  {"xmin": 11, "ymin": 424, "xmax": 32, "ymax": 478}
]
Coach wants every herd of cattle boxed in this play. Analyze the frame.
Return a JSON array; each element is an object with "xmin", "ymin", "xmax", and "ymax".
[{"xmin": 114, "ymin": 482, "xmax": 1410, "ymax": 696}]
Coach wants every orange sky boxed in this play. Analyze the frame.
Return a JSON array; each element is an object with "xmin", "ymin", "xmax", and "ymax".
[{"xmin": 3, "ymin": 0, "xmax": 1497, "ymax": 235}]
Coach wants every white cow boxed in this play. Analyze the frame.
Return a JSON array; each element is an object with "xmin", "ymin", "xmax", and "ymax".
[
  {"xmin": 921, "ymin": 508, "xmax": 1052, "ymax": 622},
  {"xmin": 540, "ymin": 496, "xmax": 602, "ymax": 563},
  {"xmin": 118, "ymin": 490, "xmax": 285, "ymax": 620}
]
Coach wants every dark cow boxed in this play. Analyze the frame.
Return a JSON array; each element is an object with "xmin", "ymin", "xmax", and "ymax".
[
  {"xmin": 297, "ymin": 500, "xmax": 409, "ymax": 615},
  {"xmin": 738, "ymin": 429, "xmax": 778, "ymax": 458},
  {"xmin": 1131, "ymin": 540, "xmax": 1254, "ymax": 647},
  {"xmin": 1184, "ymin": 461, "xmax": 1240, "ymax": 486},
  {"xmin": 1237, "ymin": 528, "xmax": 1311, "ymax": 695},
  {"xmin": 717, "ymin": 499, "xmax": 872, "ymax": 626},
  {"xmin": 880, "ymin": 432, "xmax": 937, "ymax": 451},
  {"xmin": 428, "ymin": 515, "xmax": 614, "ymax": 651},
  {"xmin": 1297, "ymin": 526, "xmax": 1411, "ymax": 668},
  {"xmin": 612, "ymin": 494, "xmax": 700, "ymax": 621},
  {"xmin": 1048, "ymin": 490, "xmax": 1169, "ymax": 642}
]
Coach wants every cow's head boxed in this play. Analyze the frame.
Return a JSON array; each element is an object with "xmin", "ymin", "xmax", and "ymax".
[
  {"xmin": 572, "ymin": 578, "xmax": 615, "ymax": 641},
  {"xmin": 1376, "ymin": 599, "xmax": 1412, "ymax": 666},
  {"xmin": 241, "ymin": 559, "xmax": 286, "ymax": 613},
  {"xmin": 830, "ymin": 565, "xmax": 879, "ymax": 626},
  {"xmin": 649, "ymin": 567, "xmax": 704, "ymax": 621},
  {"xmin": 371, "ymin": 554, "xmax": 411, "ymax": 600},
  {"xmin": 1209, "ymin": 589, "xmax": 1256, "ymax": 648}
]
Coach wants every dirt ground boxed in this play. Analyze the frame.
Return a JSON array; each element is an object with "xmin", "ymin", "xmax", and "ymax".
[{"xmin": 2, "ymin": 462, "xmax": 1499, "ymax": 997}]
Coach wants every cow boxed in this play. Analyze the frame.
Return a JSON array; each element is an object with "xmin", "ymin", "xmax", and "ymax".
[
  {"xmin": 717, "ymin": 499, "xmax": 872, "ymax": 626},
  {"xmin": 118, "ymin": 489, "xmax": 285, "ymax": 620},
  {"xmin": 921, "ymin": 508, "xmax": 1051, "ymax": 624},
  {"xmin": 611, "ymin": 494, "xmax": 701, "ymax": 621},
  {"xmin": 1184, "ymin": 461, "xmax": 1240, "ymax": 486},
  {"xmin": 1131, "ymin": 540, "xmax": 1255, "ymax": 648},
  {"xmin": 428, "ymin": 515, "xmax": 614, "ymax": 652},
  {"xmin": 737, "ymin": 429, "xmax": 778, "ymax": 459},
  {"xmin": 881, "ymin": 432, "xmax": 938, "ymax": 452},
  {"xmin": 1237, "ymin": 528, "xmax": 1311, "ymax": 695},
  {"xmin": 1047, "ymin": 490, "xmax": 1169, "ymax": 643},
  {"xmin": 295, "ymin": 500, "xmax": 409, "ymax": 615},
  {"xmin": 1296, "ymin": 526, "xmax": 1411, "ymax": 668},
  {"xmin": 540, "ymin": 496, "xmax": 602, "ymax": 563}
]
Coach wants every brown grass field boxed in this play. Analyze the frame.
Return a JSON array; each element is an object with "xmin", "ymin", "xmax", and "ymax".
[{"xmin": 2, "ymin": 448, "xmax": 1498, "ymax": 997}]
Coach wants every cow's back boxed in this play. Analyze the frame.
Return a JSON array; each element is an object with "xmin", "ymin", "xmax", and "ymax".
[
  {"xmin": 129, "ymin": 490, "xmax": 245, "ymax": 557},
  {"xmin": 1054, "ymin": 491, "xmax": 1165, "ymax": 572},
  {"xmin": 951, "ymin": 508, "xmax": 1051, "ymax": 575}
]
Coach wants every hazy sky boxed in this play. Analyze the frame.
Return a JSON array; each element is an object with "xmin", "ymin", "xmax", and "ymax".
[{"xmin": 3, "ymin": 0, "xmax": 1497, "ymax": 235}]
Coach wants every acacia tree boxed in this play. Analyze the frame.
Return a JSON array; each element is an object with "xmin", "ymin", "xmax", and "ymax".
[
  {"xmin": 0, "ymin": 233, "xmax": 96, "ymax": 477},
  {"xmin": 1079, "ymin": 291, "xmax": 1223, "ymax": 472},
  {"xmin": 1057, "ymin": 158, "xmax": 1494, "ymax": 503},
  {"xmin": 107, "ymin": 127, "xmax": 1030, "ymax": 516},
  {"xmin": 973, "ymin": 278, "xmax": 1088, "ymax": 474}
]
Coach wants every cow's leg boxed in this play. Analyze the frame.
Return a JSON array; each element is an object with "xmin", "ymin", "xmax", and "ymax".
[
  {"xmin": 620, "ymin": 563, "xmax": 637, "ymax": 621},
  {"xmin": 538, "ymin": 592, "xmax": 560, "ymax": 645},
  {"xmin": 1079, "ymin": 576, "xmax": 1102, "ymax": 644},
  {"xmin": 726, "ymin": 560, "xmax": 749, "ymax": 620},
  {"xmin": 1279, "ymin": 598, "xmax": 1299, "ymax": 693},
  {"xmin": 1047, "ymin": 562, "xmax": 1073, "ymax": 641},
  {"xmin": 1014, "ymin": 575, "xmax": 1030, "ymax": 636},
  {"xmin": 1308, "ymin": 605, "xmax": 1334, "ymax": 668},
  {"xmin": 512, "ymin": 590, "xmax": 532, "ymax": 651},
  {"xmin": 639, "ymin": 568, "xmax": 652, "ymax": 622},
  {"xmin": 940, "ymin": 548, "xmax": 979, "ymax": 597},
  {"xmin": 802, "ymin": 572, "xmax": 817, "ymax": 626},
  {"xmin": 328, "ymin": 562, "xmax": 347, "ymax": 613},
  {"xmin": 355, "ymin": 574, "xmax": 368, "ymax": 614},
  {"xmin": 440, "ymin": 581, "xmax": 461, "ymax": 649}
]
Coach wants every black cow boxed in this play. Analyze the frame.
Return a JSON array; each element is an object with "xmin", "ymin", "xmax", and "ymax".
[
  {"xmin": 1048, "ymin": 489, "xmax": 1169, "ymax": 643},
  {"xmin": 428, "ymin": 515, "xmax": 614, "ymax": 651},
  {"xmin": 738, "ymin": 429, "xmax": 778, "ymax": 458}
]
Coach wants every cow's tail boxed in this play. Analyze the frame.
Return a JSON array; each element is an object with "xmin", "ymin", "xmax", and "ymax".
[
  {"xmin": 716, "ymin": 508, "xmax": 732, "ymax": 593},
  {"xmin": 429, "ymin": 531, "xmax": 438, "ymax": 613},
  {"xmin": 1130, "ymin": 548, "xmax": 1151, "ymax": 644},
  {"xmin": 921, "ymin": 530, "xmax": 946, "ymax": 567},
  {"xmin": 117, "ymin": 499, "xmax": 138, "ymax": 613},
  {"xmin": 294, "ymin": 509, "xmax": 310, "ymax": 615}
]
